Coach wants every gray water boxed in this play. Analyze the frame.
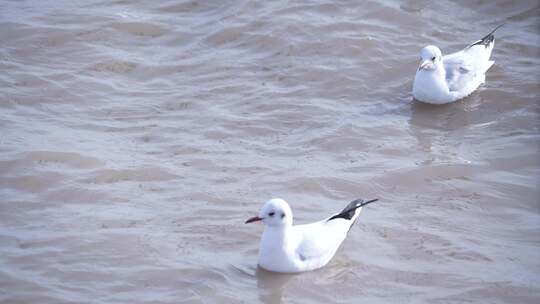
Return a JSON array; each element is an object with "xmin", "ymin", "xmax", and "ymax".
[{"xmin": 1, "ymin": 0, "xmax": 539, "ymax": 303}]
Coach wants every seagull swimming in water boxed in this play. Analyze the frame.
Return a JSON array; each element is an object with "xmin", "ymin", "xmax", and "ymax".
[
  {"xmin": 245, "ymin": 198, "xmax": 378, "ymax": 273},
  {"xmin": 413, "ymin": 24, "xmax": 503, "ymax": 104}
]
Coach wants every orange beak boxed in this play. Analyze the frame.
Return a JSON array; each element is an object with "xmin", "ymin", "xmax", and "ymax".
[{"xmin": 245, "ymin": 216, "xmax": 263, "ymax": 224}]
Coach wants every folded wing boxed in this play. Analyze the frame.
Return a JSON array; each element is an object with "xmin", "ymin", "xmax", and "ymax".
[{"xmin": 444, "ymin": 26, "xmax": 498, "ymax": 93}]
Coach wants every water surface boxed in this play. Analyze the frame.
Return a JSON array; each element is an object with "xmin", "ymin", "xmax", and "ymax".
[{"xmin": 1, "ymin": 0, "xmax": 539, "ymax": 303}]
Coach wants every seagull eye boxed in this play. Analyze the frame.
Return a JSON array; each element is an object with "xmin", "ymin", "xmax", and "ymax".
[
  {"xmin": 431, "ymin": 56, "xmax": 436, "ymax": 61},
  {"xmin": 268, "ymin": 212, "xmax": 275, "ymax": 217}
]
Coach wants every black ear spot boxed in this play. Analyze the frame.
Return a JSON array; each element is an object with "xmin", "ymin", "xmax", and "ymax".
[
  {"xmin": 431, "ymin": 56, "xmax": 436, "ymax": 61},
  {"xmin": 281, "ymin": 213, "xmax": 285, "ymax": 219}
]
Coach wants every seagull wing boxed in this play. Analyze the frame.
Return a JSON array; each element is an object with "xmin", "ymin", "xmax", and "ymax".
[
  {"xmin": 294, "ymin": 220, "xmax": 348, "ymax": 263},
  {"xmin": 294, "ymin": 199, "xmax": 378, "ymax": 263},
  {"xmin": 443, "ymin": 51, "xmax": 478, "ymax": 92},
  {"xmin": 443, "ymin": 25, "xmax": 500, "ymax": 93}
]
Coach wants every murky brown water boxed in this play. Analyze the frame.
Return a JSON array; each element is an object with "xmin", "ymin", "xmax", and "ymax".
[{"xmin": 1, "ymin": 0, "xmax": 539, "ymax": 303}]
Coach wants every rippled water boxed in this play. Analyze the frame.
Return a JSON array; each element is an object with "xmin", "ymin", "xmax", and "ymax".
[{"xmin": 1, "ymin": 0, "xmax": 539, "ymax": 303}]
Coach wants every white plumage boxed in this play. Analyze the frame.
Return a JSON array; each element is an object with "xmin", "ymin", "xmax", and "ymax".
[
  {"xmin": 413, "ymin": 25, "xmax": 503, "ymax": 104},
  {"xmin": 245, "ymin": 198, "xmax": 377, "ymax": 273}
]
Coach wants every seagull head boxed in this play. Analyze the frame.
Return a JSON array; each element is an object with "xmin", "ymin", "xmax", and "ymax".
[
  {"xmin": 418, "ymin": 45, "xmax": 442, "ymax": 71},
  {"xmin": 245, "ymin": 198, "xmax": 293, "ymax": 228}
]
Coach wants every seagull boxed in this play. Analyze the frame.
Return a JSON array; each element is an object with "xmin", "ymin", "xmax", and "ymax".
[
  {"xmin": 245, "ymin": 198, "xmax": 378, "ymax": 273},
  {"xmin": 413, "ymin": 24, "xmax": 503, "ymax": 104}
]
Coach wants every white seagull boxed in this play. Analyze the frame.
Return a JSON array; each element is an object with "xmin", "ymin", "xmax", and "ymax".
[
  {"xmin": 413, "ymin": 25, "xmax": 503, "ymax": 104},
  {"xmin": 245, "ymin": 198, "xmax": 378, "ymax": 273}
]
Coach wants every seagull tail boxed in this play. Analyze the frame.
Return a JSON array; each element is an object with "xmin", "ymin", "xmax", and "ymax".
[
  {"xmin": 469, "ymin": 23, "xmax": 504, "ymax": 49},
  {"xmin": 327, "ymin": 198, "xmax": 378, "ymax": 222}
]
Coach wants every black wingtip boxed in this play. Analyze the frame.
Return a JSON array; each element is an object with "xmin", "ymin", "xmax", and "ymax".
[
  {"xmin": 489, "ymin": 23, "xmax": 505, "ymax": 35},
  {"xmin": 471, "ymin": 23, "xmax": 504, "ymax": 48},
  {"xmin": 327, "ymin": 198, "xmax": 379, "ymax": 222},
  {"xmin": 359, "ymin": 198, "xmax": 378, "ymax": 207}
]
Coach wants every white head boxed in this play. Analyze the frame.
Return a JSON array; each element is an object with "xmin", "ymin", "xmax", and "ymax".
[
  {"xmin": 245, "ymin": 198, "xmax": 293, "ymax": 228},
  {"xmin": 418, "ymin": 45, "xmax": 443, "ymax": 71}
]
